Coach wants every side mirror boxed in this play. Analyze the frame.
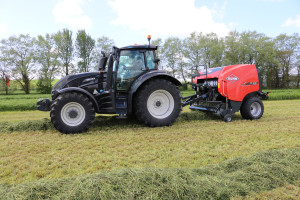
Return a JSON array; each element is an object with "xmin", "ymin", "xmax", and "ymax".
[
  {"xmin": 98, "ymin": 57, "xmax": 108, "ymax": 71},
  {"xmin": 154, "ymin": 58, "xmax": 160, "ymax": 63}
]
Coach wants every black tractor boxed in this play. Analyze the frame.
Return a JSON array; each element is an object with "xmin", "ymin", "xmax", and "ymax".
[{"xmin": 37, "ymin": 36, "xmax": 182, "ymax": 133}]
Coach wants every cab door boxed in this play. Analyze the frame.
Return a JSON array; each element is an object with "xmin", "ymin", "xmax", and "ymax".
[{"xmin": 116, "ymin": 50, "xmax": 147, "ymax": 91}]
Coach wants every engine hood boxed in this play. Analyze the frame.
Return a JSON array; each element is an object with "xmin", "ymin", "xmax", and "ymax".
[{"xmin": 53, "ymin": 72, "xmax": 99, "ymax": 91}]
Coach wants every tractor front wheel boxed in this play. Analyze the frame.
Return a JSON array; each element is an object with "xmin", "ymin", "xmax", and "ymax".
[
  {"xmin": 134, "ymin": 79, "xmax": 182, "ymax": 127},
  {"xmin": 50, "ymin": 92, "xmax": 95, "ymax": 133},
  {"xmin": 240, "ymin": 97, "xmax": 264, "ymax": 120}
]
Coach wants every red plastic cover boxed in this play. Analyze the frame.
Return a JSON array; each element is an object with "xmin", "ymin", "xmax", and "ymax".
[{"xmin": 195, "ymin": 64, "xmax": 259, "ymax": 101}]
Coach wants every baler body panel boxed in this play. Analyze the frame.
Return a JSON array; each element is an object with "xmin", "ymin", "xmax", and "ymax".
[
  {"xmin": 195, "ymin": 64, "xmax": 259, "ymax": 102},
  {"xmin": 218, "ymin": 64, "xmax": 259, "ymax": 101},
  {"xmin": 195, "ymin": 67, "xmax": 223, "ymax": 79}
]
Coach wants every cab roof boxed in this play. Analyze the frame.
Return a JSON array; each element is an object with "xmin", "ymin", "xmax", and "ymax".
[{"xmin": 119, "ymin": 44, "xmax": 158, "ymax": 50}]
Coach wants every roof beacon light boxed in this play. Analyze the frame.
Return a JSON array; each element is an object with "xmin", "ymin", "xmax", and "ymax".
[{"xmin": 147, "ymin": 35, "xmax": 151, "ymax": 46}]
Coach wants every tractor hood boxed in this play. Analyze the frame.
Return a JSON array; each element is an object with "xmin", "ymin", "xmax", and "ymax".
[{"xmin": 53, "ymin": 72, "xmax": 99, "ymax": 91}]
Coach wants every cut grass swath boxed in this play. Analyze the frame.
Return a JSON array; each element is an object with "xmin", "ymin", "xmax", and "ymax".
[{"xmin": 0, "ymin": 149, "xmax": 299, "ymax": 200}]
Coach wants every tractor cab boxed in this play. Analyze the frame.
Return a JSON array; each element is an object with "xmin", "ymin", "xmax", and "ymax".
[
  {"xmin": 98, "ymin": 44, "xmax": 159, "ymax": 91},
  {"xmin": 95, "ymin": 44, "xmax": 162, "ymax": 117}
]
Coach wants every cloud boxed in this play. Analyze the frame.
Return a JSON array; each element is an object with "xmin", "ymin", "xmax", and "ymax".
[
  {"xmin": 108, "ymin": 0, "xmax": 230, "ymax": 37},
  {"xmin": 53, "ymin": 0, "xmax": 92, "ymax": 29},
  {"xmin": 0, "ymin": 23, "xmax": 7, "ymax": 33},
  {"xmin": 282, "ymin": 15, "xmax": 300, "ymax": 28}
]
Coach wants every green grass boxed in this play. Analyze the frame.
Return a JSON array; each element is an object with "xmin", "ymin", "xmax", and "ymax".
[
  {"xmin": 0, "ymin": 88, "xmax": 300, "ymax": 111},
  {"xmin": 0, "ymin": 100, "xmax": 299, "ymax": 186},
  {"xmin": 242, "ymin": 182, "xmax": 300, "ymax": 199},
  {"xmin": 234, "ymin": 181, "xmax": 300, "ymax": 199},
  {"xmin": 181, "ymin": 88, "xmax": 300, "ymax": 100},
  {"xmin": 0, "ymin": 93, "xmax": 299, "ymax": 198},
  {"xmin": 0, "ymin": 94, "xmax": 51, "ymax": 111},
  {"xmin": 0, "ymin": 110, "xmax": 49, "ymax": 122},
  {"xmin": 0, "ymin": 149, "xmax": 299, "ymax": 200},
  {"xmin": 0, "ymin": 79, "xmax": 59, "ymax": 95},
  {"xmin": 266, "ymin": 88, "xmax": 300, "ymax": 100}
]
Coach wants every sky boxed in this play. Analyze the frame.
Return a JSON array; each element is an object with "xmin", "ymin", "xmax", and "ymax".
[{"xmin": 0, "ymin": 0, "xmax": 299, "ymax": 47}]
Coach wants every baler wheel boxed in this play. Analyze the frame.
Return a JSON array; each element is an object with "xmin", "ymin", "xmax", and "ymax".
[
  {"xmin": 240, "ymin": 97, "xmax": 264, "ymax": 120},
  {"xmin": 223, "ymin": 114, "xmax": 232, "ymax": 122}
]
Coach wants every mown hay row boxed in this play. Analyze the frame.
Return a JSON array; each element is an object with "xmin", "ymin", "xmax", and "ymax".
[{"xmin": 0, "ymin": 149, "xmax": 299, "ymax": 200}]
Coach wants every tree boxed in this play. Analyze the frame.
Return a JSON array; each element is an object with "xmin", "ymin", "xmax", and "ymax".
[
  {"xmin": 54, "ymin": 28, "xmax": 74, "ymax": 75},
  {"xmin": 254, "ymin": 36, "xmax": 278, "ymax": 88},
  {"xmin": 294, "ymin": 48, "xmax": 300, "ymax": 88},
  {"xmin": 275, "ymin": 33, "xmax": 299, "ymax": 88},
  {"xmin": 0, "ymin": 34, "xmax": 35, "ymax": 94},
  {"xmin": 202, "ymin": 32, "xmax": 225, "ymax": 68},
  {"xmin": 0, "ymin": 59, "xmax": 10, "ymax": 95},
  {"xmin": 161, "ymin": 37, "xmax": 182, "ymax": 77},
  {"xmin": 91, "ymin": 36, "xmax": 115, "ymax": 70},
  {"xmin": 151, "ymin": 38, "xmax": 163, "ymax": 69},
  {"xmin": 182, "ymin": 32, "xmax": 205, "ymax": 73},
  {"xmin": 75, "ymin": 30, "xmax": 95, "ymax": 72},
  {"xmin": 224, "ymin": 31, "xmax": 241, "ymax": 65},
  {"xmin": 35, "ymin": 34, "xmax": 60, "ymax": 93},
  {"xmin": 96, "ymin": 36, "xmax": 115, "ymax": 55}
]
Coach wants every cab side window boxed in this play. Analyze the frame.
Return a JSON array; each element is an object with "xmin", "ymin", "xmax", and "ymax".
[
  {"xmin": 117, "ymin": 50, "xmax": 146, "ymax": 90},
  {"xmin": 146, "ymin": 51, "xmax": 155, "ymax": 69}
]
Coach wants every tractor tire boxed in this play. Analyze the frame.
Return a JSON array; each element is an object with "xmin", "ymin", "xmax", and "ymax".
[
  {"xmin": 50, "ymin": 92, "xmax": 95, "ymax": 133},
  {"xmin": 134, "ymin": 79, "xmax": 182, "ymax": 127},
  {"xmin": 240, "ymin": 97, "xmax": 264, "ymax": 120}
]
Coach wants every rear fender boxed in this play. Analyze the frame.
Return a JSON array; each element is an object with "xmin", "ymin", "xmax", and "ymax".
[
  {"xmin": 127, "ymin": 71, "xmax": 181, "ymax": 114},
  {"xmin": 53, "ymin": 87, "xmax": 100, "ymax": 112}
]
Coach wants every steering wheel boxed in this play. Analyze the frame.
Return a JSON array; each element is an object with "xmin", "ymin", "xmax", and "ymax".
[{"xmin": 121, "ymin": 64, "xmax": 129, "ymax": 72}]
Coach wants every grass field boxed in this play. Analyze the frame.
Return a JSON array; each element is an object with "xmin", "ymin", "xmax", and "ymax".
[
  {"xmin": 0, "ymin": 94, "xmax": 51, "ymax": 111},
  {"xmin": 0, "ymin": 149, "xmax": 299, "ymax": 199},
  {"xmin": 181, "ymin": 88, "xmax": 300, "ymax": 100},
  {"xmin": 1, "ymin": 88, "xmax": 300, "ymax": 112},
  {"xmin": 0, "ymin": 98, "xmax": 299, "ymax": 199},
  {"xmin": 0, "ymin": 87, "xmax": 300, "ymax": 199}
]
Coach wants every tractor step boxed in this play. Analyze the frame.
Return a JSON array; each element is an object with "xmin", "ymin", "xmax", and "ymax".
[{"xmin": 116, "ymin": 95, "xmax": 128, "ymax": 118}]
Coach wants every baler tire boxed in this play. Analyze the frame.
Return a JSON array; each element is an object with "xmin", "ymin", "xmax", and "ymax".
[
  {"xmin": 50, "ymin": 92, "xmax": 95, "ymax": 134},
  {"xmin": 134, "ymin": 79, "xmax": 182, "ymax": 127},
  {"xmin": 240, "ymin": 97, "xmax": 264, "ymax": 120},
  {"xmin": 223, "ymin": 114, "xmax": 232, "ymax": 122}
]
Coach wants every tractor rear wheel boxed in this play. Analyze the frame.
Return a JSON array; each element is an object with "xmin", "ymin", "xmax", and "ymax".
[
  {"xmin": 240, "ymin": 97, "xmax": 264, "ymax": 120},
  {"xmin": 50, "ymin": 92, "xmax": 95, "ymax": 133},
  {"xmin": 134, "ymin": 79, "xmax": 182, "ymax": 127}
]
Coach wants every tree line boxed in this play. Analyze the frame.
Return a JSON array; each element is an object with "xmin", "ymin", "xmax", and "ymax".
[
  {"xmin": 153, "ymin": 31, "xmax": 300, "ymax": 89},
  {"xmin": 0, "ymin": 29, "xmax": 300, "ymax": 94},
  {"xmin": 0, "ymin": 29, "xmax": 114, "ymax": 94}
]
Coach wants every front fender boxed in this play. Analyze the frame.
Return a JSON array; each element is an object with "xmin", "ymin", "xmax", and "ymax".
[
  {"xmin": 129, "ymin": 70, "xmax": 181, "ymax": 94},
  {"xmin": 127, "ymin": 70, "xmax": 181, "ymax": 114},
  {"xmin": 53, "ymin": 87, "xmax": 99, "ymax": 112}
]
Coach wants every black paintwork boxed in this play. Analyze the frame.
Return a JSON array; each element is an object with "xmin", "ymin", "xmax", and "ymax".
[
  {"xmin": 37, "ymin": 98, "xmax": 51, "ymax": 111},
  {"xmin": 56, "ymin": 87, "xmax": 100, "ymax": 112},
  {"xmin": 53, "ymin": 72, "xmax": 99, "ymax": 92},
  {"xmin": 119, "ymin": 45, "xmax": 157, "ymax": 51}
]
